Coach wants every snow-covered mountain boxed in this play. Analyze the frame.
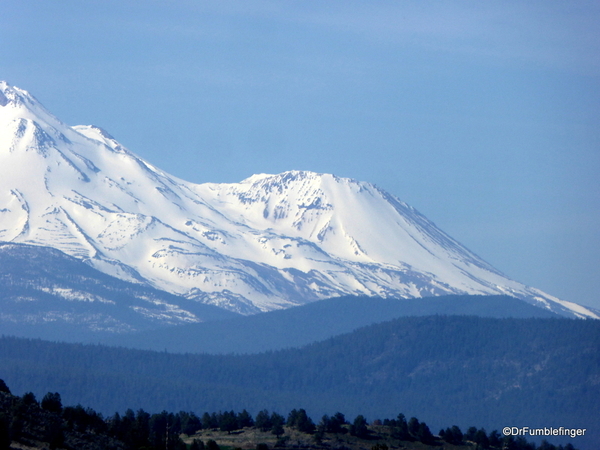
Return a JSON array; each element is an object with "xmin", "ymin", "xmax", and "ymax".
[{"xmin": 1, "ymin": 81, "xmax": 597, "ymax": 319}]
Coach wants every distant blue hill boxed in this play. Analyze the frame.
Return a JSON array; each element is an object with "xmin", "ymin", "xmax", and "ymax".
[
  {"xmin": 1, "ymin": 315, "xmax": 598, "ymax": 449},
  {"xmin": 105, "ymin": 293, "xmax": 559, "ymax": 353}
]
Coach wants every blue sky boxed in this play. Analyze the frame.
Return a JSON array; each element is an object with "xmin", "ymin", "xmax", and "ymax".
[{"xmin": 2, "ymin": 1, "xmax": 599, "ymax": 309}]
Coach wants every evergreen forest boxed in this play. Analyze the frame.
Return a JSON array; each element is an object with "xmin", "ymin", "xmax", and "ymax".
[{"xmin": 1, "ymin": 315, "xmax": 599, "ymax": 449}]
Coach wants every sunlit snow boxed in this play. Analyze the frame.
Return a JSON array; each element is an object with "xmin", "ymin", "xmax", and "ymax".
[{"xmin": 1, "ymin": 81, "xmax": 597, "ymax": 319}]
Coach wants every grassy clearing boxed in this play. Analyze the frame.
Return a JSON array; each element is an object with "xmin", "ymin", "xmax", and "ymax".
[{"xmin": 183, "ymin": 425, "xmax": 472, "ymax": 450}]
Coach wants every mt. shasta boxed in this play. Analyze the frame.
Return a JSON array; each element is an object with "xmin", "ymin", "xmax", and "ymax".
[{"xmin": 0, "ymin": 81, "xmax": 596, "ymax": 319}]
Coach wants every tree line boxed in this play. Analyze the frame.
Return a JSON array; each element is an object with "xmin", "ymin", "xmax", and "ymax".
[{"xmin": 0, "ymin": 379, "xmax": 576, "ymax": 450}]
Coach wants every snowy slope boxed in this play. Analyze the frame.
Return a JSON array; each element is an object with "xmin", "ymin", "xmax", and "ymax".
[{"xmin": 0, "ymin": 81, "xmax": 597, "ymax": 318}]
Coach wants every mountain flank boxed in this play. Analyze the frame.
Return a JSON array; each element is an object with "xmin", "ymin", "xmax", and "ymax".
[
  {"xmin": 0, "ymin": 241, "xmax": 566, "ymax": 351},
  {"xmin": 0, "ymin": 241, "xmax": 238, "ymax": 342}
]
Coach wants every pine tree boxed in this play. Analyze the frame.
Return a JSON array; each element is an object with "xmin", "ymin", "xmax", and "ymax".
[
  {"xmin": 350, "ymin": 415, "xmax": 368, "ymax": 438},
  {"xmin": 329, "ymin": 412, "xmax": 347, "ymax": 433},
  {"xmin": 474, "ymin": 428, "xmax": 489, "ymax": 448},
  {"xmin": 465, "ymin": 425, "xmax": 478, "ymax": 441},
  {"xmin": 318, "ymin": 414, "xmax": 330, "ymax": 434},
  {"xmin": 181, "ymin": 412, "xmax": 202, "ymax": 435},
  {"xmin": 219, "ymin": 410, "xmax": 238, "ymax": 434},
  {"xmin": 488, "ymin": 430, "xmax": 501, "ymax": 448},
  {"xmin": 21, "ymin": 392, "xmax": 37, "ymax": 405},
  {"xmin": 0, "ymin": 380, "xmax": 10, "ymax": 394},
  {"xmin": 416, "ymin": 422, "xmax": 434, "ymax": 445},
  {"xmin": 202, "ymin": 412, "xmax": 214, "ymax": 430},
  {"xmin": 442, "ymin": 425, "xmax": 463, "ymax": 445},
  {"xmin": 270, "ymin": 413, "xmax": 285, "ymax": 437},
  {"xmin": 255, "ymin": 410, "xmax": 272, "ymax": 432},
  {"xmin": 41, "ymin": 392, "xmax": 62, "ymax": 414},
  {"xmin": 392, "ymin": 413, "xmax": 410, "ymax": 440},
  {"xmin": 407, "ymin": 417, "xmax": 420, "ymax": 440},
  {"xmin": 206, "ymin": 439, "xmax": 220, "ymax": 450},
  {"xmin": 294, "ymin": 409, "xmax": 315, "ymax": 434},
  {"xmin": 237, "ymin": 409, "xmax": 254, "ymax": 428}
]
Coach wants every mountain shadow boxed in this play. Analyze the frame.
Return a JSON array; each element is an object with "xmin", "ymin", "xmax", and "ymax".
[{"xmin": 0, "ymin": 242, "xmax": 238, "ymax": 342}]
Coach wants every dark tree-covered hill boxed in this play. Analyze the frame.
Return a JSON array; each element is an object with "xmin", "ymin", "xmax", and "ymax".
[{"xmin": 0, "ymin": 381, "xmax": 575, "ymax": 450}]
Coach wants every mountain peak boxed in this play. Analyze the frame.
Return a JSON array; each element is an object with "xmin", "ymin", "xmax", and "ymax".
[
  {"xmin": 0, "ymin": 81, "xmax": 66, "ymax": 140},
  {"xmin": 1, "ymin": 82, "xmax": 597, "ymax": 319},
  {"xmin": 0, "ymin": 81, "xmax": 36, "ymax": 110},
  {"xmin": 241, "ymin": 170, "xmax": 327, "ymax": 185},
  {"xmin": 237, "ymin": 170, "xmax": 372, "ymax": 204}
]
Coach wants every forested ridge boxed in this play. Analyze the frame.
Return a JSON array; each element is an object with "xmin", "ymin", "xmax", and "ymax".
[
  {"xmin": 1, "ymin": 315, "xmax": 598, "ymax": 448},
  {"xmin": 0, "ymin": 380, "xmax": 576, "ymax": 450},
  {"xmin": 106, "ymin": 294, "xmax": 558, "ymax": 354}
]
